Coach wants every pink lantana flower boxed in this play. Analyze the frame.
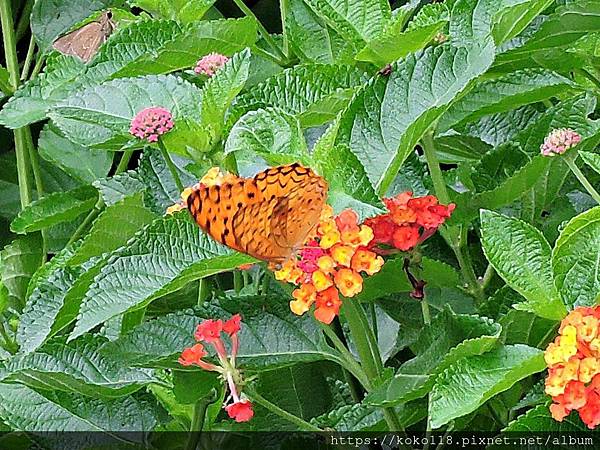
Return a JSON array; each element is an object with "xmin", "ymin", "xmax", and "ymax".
[
  {"xmin": 129, "ymin": 107, "xmax": 174, "ymax": 143},
  {"xmin": 540, "ymin": 128, "xmax": 582, "ymax": 156},
  {"xmin": 194, "ymin": 53, "xmax": 229, "ymax": 77}
]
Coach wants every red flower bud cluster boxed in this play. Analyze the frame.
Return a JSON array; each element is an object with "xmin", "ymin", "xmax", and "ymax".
[
  {"xmin": 364, "ymin": 192, "xmax": 455, "ymax": 252},
  {"xmin": 179, "ymin": 314, "xmax": 253, "ymax": 423}
]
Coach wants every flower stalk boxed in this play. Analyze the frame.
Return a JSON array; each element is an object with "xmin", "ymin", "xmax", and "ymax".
[
  {"xmin": 421, "ymin": 131, "xmax": 484, "ymax": 302},
  {"xmin": 564, "ymin": 153, "xmax": 600, "ymax": 205}
]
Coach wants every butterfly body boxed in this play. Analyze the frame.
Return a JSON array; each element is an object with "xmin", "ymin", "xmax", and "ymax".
[
  {"xmin": 53, "ymin": 11, "xmax": 115, "ymax": 63},
  {"xmin": 187, "ymin": 164, "xmax": 328, "ymax": 263}
]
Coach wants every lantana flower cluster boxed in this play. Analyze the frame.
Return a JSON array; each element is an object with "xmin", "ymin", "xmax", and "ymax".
[
  {"xmin": 540, "ymin": 128, "xmax": 581, "ymax": 156},
  {"xmin": 545, "ymin": 306, "xmax": 600, "ymax": 429},
  {"xmin": 129, "ymin": 106, "xmax": 174, "ymax": 143},
  {"xmin": 195, "ymin": 53, "xmax": 229, "ymax": 77},
  {"xmin": 179, "ymin": 314, "xmax": 254, "ymax": 423},
  {"xmin": 364, "ymin": 192, "xmax": 455, "ymax": 252},
  {"xmin": 273, "ymin": 207, "xmax": 384, "ymax": 324}
]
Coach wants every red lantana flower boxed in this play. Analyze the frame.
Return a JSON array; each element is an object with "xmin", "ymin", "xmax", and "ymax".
[
  {"xmin": 225, "ymin": 400, "xmax": 254, "ymax": 423},
  {"xmin": 195, "ymin": 319, "xmax": 223, "ymax": 343},
  {"xmin": 179, "ymin": 314, "xmax": 254, "ymax": 423},
  {"xmin": 365, "ymin": 192, "xmax": 455, "ymax": 253},
  {"xmin": 178, "ymin": 343, "xmax": 207, "ymax": 366}
]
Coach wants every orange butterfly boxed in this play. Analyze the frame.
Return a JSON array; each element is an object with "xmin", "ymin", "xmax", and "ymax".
[{"xmin": 187, "ymin": 163, "xmax": 328, "ymax": 263}]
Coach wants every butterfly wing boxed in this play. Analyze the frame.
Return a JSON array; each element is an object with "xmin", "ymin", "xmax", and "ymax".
[
  {"xmin": 187, "ymin": 163, "xmax": 328, "ymax": 263},
  {"xmin": 258, "ymin": 165, "xmax": 328, "ymax": 250},
  {"xmin": 52, "ymin": 12, "xmax": 114, "ymax": 62}
]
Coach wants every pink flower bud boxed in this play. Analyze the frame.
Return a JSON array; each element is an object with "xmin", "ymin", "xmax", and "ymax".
[
  {"xmin": 194, "ymin": 53, "xmax": 229, "ymax": 77},
  {"xmin": 540, "ymin": 128, "xmax": 582, "ymax": 156}
]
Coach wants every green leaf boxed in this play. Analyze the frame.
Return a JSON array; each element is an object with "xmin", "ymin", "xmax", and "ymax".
[
  {"xmin": 132, "ymin": 0, "xmax": 216, "ymax": 22},
  {"xmin": 69, "ymin": 213, "xmax": 254, "ymax": 340},
  {"xmin": 68, "ymin": 193, "xmax": 157, "ymax": 265},
  {"xmin": 494, "ymin": 1, "xmax": 600, "ymax": 72},
  {"xmin": 0, "ymin": 18, "xmax": 257, "ymax": 129},
  {"xmin": 480, "ymin": 210, "xmax": 567, "ymax": 320},
  {"xmin": 580, "ymin": 151, "xmax": 600, "ymax": 175},
  {"xmin": 225, "ymin": 108, "xmax": 310, "ymax": 166},
  {"xmin": 358, "ymin": 257, "xmax": 460, "ymax": 302},
  {"xmin": 49, "ymin": 74, "xmax": 203, "ymax": 152},
  {"xmin": 438, "ymin": 69, "xmax": 574, "ymax": 133},
  {"xmin": 500, "ymin": 309, "xmax": 558, "ymax": 349},
  {"xmin": 101, "ymin": 295, "xmax": 336, "ymax": 370},
  {"xmin": 450, "ymin": 0, "xmax": 551, "ymax": 47},
  {"xmin": 285, "ymin": 0, "xmax": 355, "ymax": 64},
  {"xmin": 0, "ymin": 383, "xmax": 161, "ymax": 434},
  {"xmin": 38, "ymin": 124, "xmax": 113, "ymax": 184},
  {"xmin": 454, "ymin": 94, "xmax": 600, "ymax": 223},
  {"xmin": 501, "ymin": 404, "xmax": 588, "ymax": 433},
  {"xmin": 304, "ymin": 0, "xmax": 390, "ymax": 45},
  {"xmin": 136, "ymin": 148, "xmax": 197, "ymax": 214},
  {"xmin": 312, "ymin": 122, "xmax": 381, "ymax": 208},
  {"xmin": 461, "ymin": 104, "xmax": 543, "ymax": 147},
  {"xmin": 0, "ymin": 335, "xmax": 156, "ymax": 397},
  {"xmin": 356, "ymin": 3, "xmax": 448, "ymax": 65},
  {"xmin": 365, "ymin": 309, "xmax": 501, "ymax": 407},
  {"xmin": 429, "ymin": 344, "xmax": 545, "ymax": 428},
  {"xmin": 0, "ymin": 54, "xmax": 86, "ymax": 129},
  {"xmin": 312, "ymin": 400, "xmax": 427, "ymax": 431},
  {"xmin": 553, "ymin": 206, "xmax": 600, "ymax": 309},
  {"xmin": 229, "ymin": 64, "xmax": 368, "ymax": 129},
  {"xmin": 30, "ymin": 0, "xmax": 117, "ymax": 51},
  {"xmin": 337, "ymin": 42, "xmax": 494, "ymax": 195},
  {"xmin": 0, "ymin": 234, "xmax": 44, "ymax": 309},
  {"xmin": 195, "ymin": 48, "xmax": 251, "ymax": 148},
  {"xmin": 491, "ymin": 0, "xmax": 553, "ymax": 45},
  {"xmin": 10, "ymin": 185, "xmax": 98, "ymax": 234},
  {"xmin": 93, "ymin": 171, "xmax": 146, "ymax": 206},
  {"xmin": 17, "ymin": 244, "xmax": 85, "ymax": 354}
]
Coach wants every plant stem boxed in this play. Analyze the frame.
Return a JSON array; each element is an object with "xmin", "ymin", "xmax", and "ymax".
[
  {"xmin": 14, "ymin": 0, "xmax": 32, "ymax": 42},
  {"xmin": 481, "ymin": 263, "xmax": 495, "ymax": 291},
  {"xmin": 342, "ymin": 299, "xmax": 405, "ymax": 434},
  {"xmin": 24, "ymin": 128, "xmax": 47, "ymax": 259},
  {"xmin": 20, "ymin": 34, "xmax": 35, "ymax": 80},
  {"xmin": 319, "ymin": 322, "xmax": 370, "ymax": 390},
  {"xmin": 244, "ymin": 386, "xmax": 323, "ymax": 431},
  {"xmin": 67, "ymin": 202, "xmax": 103, "ymax": 246},
  {"xmin": 185, "ymin": 389, "xmax": 218, "ymax": 450},
  {"xmin": 233, "ymin": 270, "xmax": 242, "ymax": 293},
  {"xmin": 342, "ymin": 299, "xmax": 383, "ymax": 380},
  {"xmin": 565, "ymin": 153, "xmax": 600, "ymax": 205},
  {"xmin": 30, "ymin": 53, "xmax": 45, "ymax": 78},
  {"xmin": 115, "ymin": 150, "xmax": 133, "ymax": 174},
  {"xmin": 1, "ymin": 0, "xmax": 20, "ymax": 90},
  {"xmin": 197, "ymin": 278, "xmax": 210, "ymax": 307},
  {"xmin": 422, "ymin": 131, "xmax": 484, "ymax": 302},
  {"xmin": 421, "ymin": 297, "xmax": 431, "ymax": 325},
  {"xmin": 279, "ymin": 0, "xmax": 290, "ymax": 58},
  {"xmin": 231, "ymin": 0, "xmax": 287, "ymax": 61},
  {"xmin": 2, "ymin": 0, "xmax": 34, "ymax": 208},
  {"xmin": 421, "ymin": 131, "xmax": 450, "ymax": 204},
  {"xmin": 13, "ymin": 128, "xmax": 33, "ymax": 208},
  {"xmin": 158, "ymin": 140, "xmax": 184, "ymax": 192}
]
